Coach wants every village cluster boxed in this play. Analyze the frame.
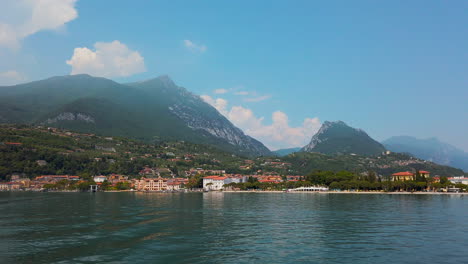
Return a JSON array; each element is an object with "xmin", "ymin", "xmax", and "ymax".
[
  {"xmin": 1, "ymin": 126, "xmax": 467, "ymax": 193},
  {"xmin": 2, "ymin": 165, "xmax": 468, "ymax": 192}
]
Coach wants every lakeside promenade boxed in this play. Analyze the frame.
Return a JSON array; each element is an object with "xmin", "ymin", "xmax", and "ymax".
[{"xmin": 222, "ymin": 190, "xmax": 468, "ymax": 195}]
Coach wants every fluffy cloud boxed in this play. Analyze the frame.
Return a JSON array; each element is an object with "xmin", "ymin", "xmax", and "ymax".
[
  {"xmin": 66, "ymin": 40, "xmax": 146, "ymax": 78},
  {"xmin": 201, "ymin": 95, "xmax": 321, "ymax": 150},
  {"xmin": 184, "ymin": 39, "xmax": 207, "ymax": 53},
  {"xmin": 0, "ymin": 70, "xmax": 27, "ymax": 85},
  {"xmin": 200, "ymin": 95, "xmax": 228, "ymax": 116},
  {"xmin": 0, "ymin": 0, "xmax": 78, "ymax": 49}
]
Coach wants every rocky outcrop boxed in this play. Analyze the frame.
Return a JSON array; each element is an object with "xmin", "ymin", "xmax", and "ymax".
[{"xmin": 46, "ymin": 112, "xmax": 95, "ymax": 124}]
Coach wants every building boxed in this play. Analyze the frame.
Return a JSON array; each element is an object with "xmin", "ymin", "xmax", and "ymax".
[
  {"xmin": 167, "ymin": 178, "xmax": 189, "ymax": 191},
  {"xmin": 133, "ymin": 177, "xmax": 168, "ymax": 191},
  {"xmin": 256, "ymin": 175, "xmax": 283, "ymax": 183},
  {"xmin": 391, "ymin": 172, "xmax": 414, "ymax": 181},
  {"xmin": 107, "ymin": 174, "xmax": 129, "ymax": 185},
  {"xmin": 35, "ymin": 175, "xmax": 78, "ymax": 182},
  {"xmin": 187, "ymin": 168, "xmax": 226, "ymax": 177},
  {"xmin": 4, "ymin": 142, "xmax": 22, "ymax": 146},
  {"xmin": 0, "ymin": 182, "xmax": 21, "ymax": 191},
  {"xmin": 203, "ymin": 176, "xmax": 231, "ymax": 191},
  {"xmin": 225, "ymin": 174, "xmax": 249, "ymax": 183},
  {"xmin": 36, "ymin": 160, "xmax": 48, "ymax": 166},
  {"xmin": 93, "ymin": 176, "xmax": 108, "ymax": 183},
  {"xmin": 12, "ymin": 177, "xmax": 31, "ymax": 188},
  {"xmin": 448, "ymin": 176, "xmax": 468, "ymax": 185},
  {"xmin": 419, "ymin": 170, "xmax": 431, "ymax": 178},
  {"xmin": 289, "ymin": 186, "xmax": 329, "ymax": 192},
  {"xmin": 286, "ymin": 176, "xmax": 303, "ymax": 181},
  {"xmin": 391, "ymin": 171, "xmax": 430, "ymax": 181}
]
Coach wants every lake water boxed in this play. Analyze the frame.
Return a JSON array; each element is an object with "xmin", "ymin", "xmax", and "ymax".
[{"xmin": 1, "ymin": 192, "xmax": 467, "ymax": 264}]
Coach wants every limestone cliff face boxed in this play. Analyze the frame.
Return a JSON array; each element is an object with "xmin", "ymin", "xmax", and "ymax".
[
  {"xmin": 46, "ymin": 112, "xmax": 95, "ymax": 124},
  {"xmin": 128, "ymin": 76, "xmax": 272, "ymax": 156},
  {"xmin": 169, "ymin": 102, "xmax": 270, "ymax": 156},
  {"xmin": 0, "ymin": 74, "xmax": 272, "ymax": 157}
]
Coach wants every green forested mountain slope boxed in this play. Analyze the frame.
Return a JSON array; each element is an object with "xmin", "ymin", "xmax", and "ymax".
[
  {"xmin": 302, "ymin": 121, "xmax": 386, "ymax": 156},
  {"xmin": 0, "ymin": 75, "xmax": 271, "ymax": 157}
]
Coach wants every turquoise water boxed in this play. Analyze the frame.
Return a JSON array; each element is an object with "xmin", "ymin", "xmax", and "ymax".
[{"xmin": 1, "ymin": 192, "xmax": 467, "ymax": 263}]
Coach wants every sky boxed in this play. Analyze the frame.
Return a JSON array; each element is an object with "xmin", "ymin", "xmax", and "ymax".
[{"xmin": 0, "ymin": 0, "xmax": 467, "ymax": 151}]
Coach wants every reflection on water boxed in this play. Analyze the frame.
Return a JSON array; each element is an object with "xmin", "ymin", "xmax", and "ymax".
[{"xmin": 0, "ymin": 192, "xmax": 467, "ymax": 263}]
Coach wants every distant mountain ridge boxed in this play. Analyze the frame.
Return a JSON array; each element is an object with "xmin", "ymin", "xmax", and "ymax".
[
  {"xmin": 0, "ymin": 74, "xmax": 271, "ymax": 157},
  {"xmin": 273, "ymin": 147, "xmax": 301, "ymax": 156},
  {"xmin": 302, "ymin": 121, "xmax": 386, "ymax": 156},
  {"xmin": 383, "ymin": 136, "xmax": 468, "ymax": 172}
]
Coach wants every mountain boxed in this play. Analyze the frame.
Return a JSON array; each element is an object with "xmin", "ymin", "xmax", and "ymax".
[
  {"xmin": 2, "ymin": 125, "xmax": 463, "ymax": 182},
  {"xmin": 0, "ymin": 74, "xmax": 271, "ymax": 157},
  {"xmin": 283, "ymin": 151, "xmax": 465, "ymax": 177},
  {"xmin": 383, "ymin": 136, "xmax": 468, "ymax": 172},
  {"xmin": 302, "ymin": 121, "xmax": 386, "ymax": 156},
  {"xmin": 273, "ymin": 147, "xmax": 301, "ymax": 156}
]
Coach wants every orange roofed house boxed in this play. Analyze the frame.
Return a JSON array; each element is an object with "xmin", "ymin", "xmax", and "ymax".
[{"xmin": 391, "ymin": 171, "xmax": 430, "ymax": 181}]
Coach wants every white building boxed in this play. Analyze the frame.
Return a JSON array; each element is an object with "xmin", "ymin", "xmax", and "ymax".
[
  {"xmin": 203, "ymin": 176, "xmax": 231, "ymax": 191},
  {"xmin": 93, "ymin": 175, "xmax": 108, "ymax": 183},
  {"xmin": 448, "ymin": 176, "xmax": 468, "ymax": 185},
  {"xmin": 289, "ymin": 186, "xmax": 329, "ymax": 192}
]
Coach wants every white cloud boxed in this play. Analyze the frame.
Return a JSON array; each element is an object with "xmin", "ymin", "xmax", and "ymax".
[
  {"xmin": 66, "ymin": 40, "xmax": 146, "ymax": 78},
  {"xmin": 201, "ymin": 95, "xmax": 321, "ymax": 150},
  {"xmin": 0, "ymin": 70, "xmax": 27, "ymax": 85},
  {"xmin": 200, "ymin": 95, "xmax": 228, "ymax": 116},
  {"xmin": 213, "ymin": 88, "xmax": 228, "ymax": 94},
  {"xmin": 184, "ymin": 39, "xmax": 207, "ymax": 53},
  {"xmin": 243, "ymin": 94, "xmax": 272, "ymax": 102},
  {"xmin": 0, "ymin": 0, "xmax": 78, "ymax": 49}
]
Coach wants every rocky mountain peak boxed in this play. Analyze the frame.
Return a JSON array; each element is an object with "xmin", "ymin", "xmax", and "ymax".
[{"xmin": 302, "ymin": 120, "xmax": 385, "ymax": 156}]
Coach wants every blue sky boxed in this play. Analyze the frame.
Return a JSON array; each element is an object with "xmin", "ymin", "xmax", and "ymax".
[{"xmin": 0, "ymin": 0, "xmax": 467, "ymax": 150}]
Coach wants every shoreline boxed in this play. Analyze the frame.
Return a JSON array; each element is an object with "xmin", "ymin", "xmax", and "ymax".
[
  {"xmin": 3, "ymin": 190, "xmax": 467, "ymax": 195},
  {"xmin": 221, "ymin": 190, "xmax": 468, "ymax": 195}
]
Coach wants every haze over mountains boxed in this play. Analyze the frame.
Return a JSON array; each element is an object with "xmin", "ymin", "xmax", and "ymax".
[
  {"xmin": 383, "ymin": 136, "xmax": 468, "ymax": 172},
  {"xmin": 0, "ymin": 74, "xmax": 466, "ymax": 172},
  {"xmin": 273, "ymin": 147, "xmax": 301, "ymax": 157},
  {"xmin": 0, "ymin": 74, "xmax": 271, "ymax": 157},
  {"xmin": 284, "ymin": 121, "xmax": 468, "ymax": 172}
]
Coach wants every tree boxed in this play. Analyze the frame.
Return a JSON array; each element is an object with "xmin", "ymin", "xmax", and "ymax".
[
  {"xmin": 247, "ymin": 176, "xmax": 258, "ymax": 183},
  {"xmin": 186, "ymin": 175, "xmax": 203, "ymax": 189},
  {"xmin": 367, "ymin": 171, "xmax": 377, "ymax": 183},
  {"xmin": 100, "ymin": 180, "xmax": 112, "ymax": 190},
  {"xmin": 329, "ymin": 181, "xmax": 342, "ymax": 190},
  {"xmin": 440, "ymin": 176, "xmax": 449, "ymax": 185},
  {"xmin": 116, "ymin": 182, "xmax": 131, "ymax": 190},
  {"xmin": 77, "ymin": 181, "xmax": 94, "ymax": 191},
  {"xmin": 43, "ymin": 183, "xmax": 56, "ymax": 190}
]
